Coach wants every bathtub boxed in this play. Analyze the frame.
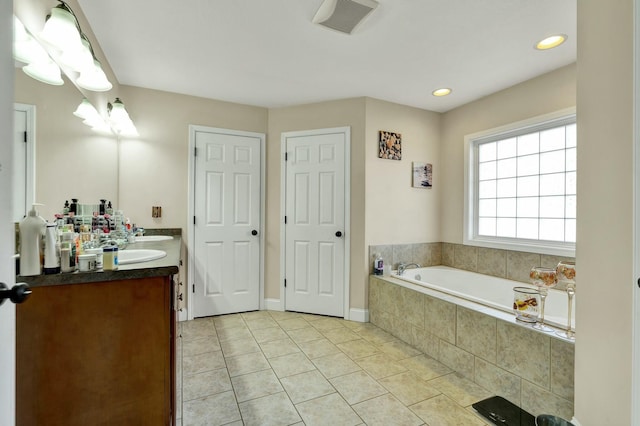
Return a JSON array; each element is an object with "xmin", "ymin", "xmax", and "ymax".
[{"xmin": 391, "ymin": 265, "xmax": 575, "ymax": 330}]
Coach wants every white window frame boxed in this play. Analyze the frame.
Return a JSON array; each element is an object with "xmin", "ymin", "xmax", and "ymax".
[{"xmin": 463, "ymin": 107, "xmax": 577, "ymax": 257}]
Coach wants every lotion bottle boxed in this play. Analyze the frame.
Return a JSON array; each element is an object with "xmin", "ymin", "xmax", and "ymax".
[
  {"xmin": 43, "ymin": 223, "xmax": 61, "ymax": 274},
  {"xmin": 19, "ymin": 204, "xmax": 46, "ymax": 276}
]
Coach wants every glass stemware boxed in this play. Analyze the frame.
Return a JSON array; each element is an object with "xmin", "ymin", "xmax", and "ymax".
[
  {"xmin": 529, "ymin": 266, "xmax": 557, "ymax": 332},
  {"xmin": 555, "ymin": 261, "xmax": 576, "ymax": 339}
]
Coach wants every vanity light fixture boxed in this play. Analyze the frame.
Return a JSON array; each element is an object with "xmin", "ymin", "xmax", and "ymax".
[
  {"xmin": 108, "ymin": 98, "xmax": 139, "ymax": 137},
  {"xmin": 432, "ymin": 88, "xmax": 452, "ymax": 97},
  {"xmin": 13, "ymin": 16, "xmax": 64, "ymax": 86},
  {"xmin": 535, "ymin": 34, "xmax": 567, "ymax": 50}
]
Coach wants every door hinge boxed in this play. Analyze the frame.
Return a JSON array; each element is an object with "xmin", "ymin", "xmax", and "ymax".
[
  {"xmin": 285, "ymin": 152, "xmax": 288, "ymax": 161},
  {"xmin": 194, "ymin": 147, "xmax": 197, "ymax": 156},
  {"xmin": 637, "ymin": 278, "xmax": 640, "ymax": 288},
  {"xmin": 284, "ymin": 216, "xmax": 287, "ymax": 224},
  {"xmin": 23, "ymin": 131, "xmax": 27, "ymax": 143},
  {"xmin": 193, "ymin": 216, "xmax": 196, "ymax": 225},
  {"xmin": 284, "ymin": 279, "xmax": 287, "ymax": 288},
  {"xmin": 192, "ymin": 284, "xmax": 195, "ymax": 293}
]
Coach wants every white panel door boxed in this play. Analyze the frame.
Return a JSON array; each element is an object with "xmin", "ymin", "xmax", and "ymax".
[
  {"xmin": 193, "ymin": 129, "xmax": 262, "ymax": 317},
  {"xmin": 285, "ymin": 130, "xmax": 346, "ymax": 317}
]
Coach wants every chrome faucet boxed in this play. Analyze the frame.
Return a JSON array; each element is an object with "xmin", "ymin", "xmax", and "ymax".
[{"xmin": 397, "ymin": 263, "xmax": 420, "ymax": 276}]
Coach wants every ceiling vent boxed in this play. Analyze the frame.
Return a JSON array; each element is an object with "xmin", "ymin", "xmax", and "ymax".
[{"xmin": 313, "ymin": 0, "xmax": 379, "ymax": 34}]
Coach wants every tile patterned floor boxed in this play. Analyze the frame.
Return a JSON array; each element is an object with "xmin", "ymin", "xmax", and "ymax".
[{"xmin": 177, "ymin": 310, "xmax": 495, "ymax": 426}]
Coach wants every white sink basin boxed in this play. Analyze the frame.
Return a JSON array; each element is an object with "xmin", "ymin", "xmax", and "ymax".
[
  {"xmin": 133, "ymin": 235, "xmax": 173, "ymax": 242},
  {"xmin": 118, "ymin": 249, "xmax": 167, "ymax": 265}
]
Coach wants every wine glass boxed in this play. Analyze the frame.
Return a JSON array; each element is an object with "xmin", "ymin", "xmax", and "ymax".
[
  {"xmin": 555, "ymin": 261, "xmax": 576, "ymax": 340},
  {"xmin": 529, "ymin": 266, "xmax": 557, "ymax": 332}
]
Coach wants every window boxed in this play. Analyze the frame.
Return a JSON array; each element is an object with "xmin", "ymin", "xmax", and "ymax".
[{"xmin": 464, "ymin": 109, "xmax": 576, "ymax": 256}]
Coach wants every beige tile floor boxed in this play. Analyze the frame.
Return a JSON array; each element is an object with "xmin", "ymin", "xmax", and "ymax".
[{"xmin": 177, "ymin": 310, "xmax": 496, "ymax": 426}]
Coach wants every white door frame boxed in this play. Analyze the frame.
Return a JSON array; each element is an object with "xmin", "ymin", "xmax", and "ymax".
[
  {"xmin": 280, "ymin": 127, "xmax": 351, "ymax": 319},
  {"xmin": 13, "ymin": 103, "xmax": 36, "ymax": 219},
  {"xmin": 187, "ymin": 125, "xmax": 266, "ymax": 321},
  {"xmin": 632, "ymin": 0, "xmax": 640, "ymax": 422}
]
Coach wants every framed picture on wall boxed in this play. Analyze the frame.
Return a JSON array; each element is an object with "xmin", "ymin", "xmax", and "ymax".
[
  {"xmin": 378, "ymin": 130, "xmax": 402, "ymax": 160},
  {"xmin": 412, "ymin": 162, "xmax": 433, "ymax": 188}
]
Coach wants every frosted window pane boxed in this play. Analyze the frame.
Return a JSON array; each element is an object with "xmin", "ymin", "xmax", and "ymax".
[
  {"xmin": 497, "ymin": 138, "xmax": 516, "ymax": 159},
  {"xmin": 566, "ymin": 124, "xmax": 576, "ymax": 148},
  {"xmin": 497, "ymin": 178, "xmax": 516, "ymax": 198},
  {"xmin": 497, "ymin": 198, "xmax": 516, "ymax": 217},
  {"xmin": 540, "ymin": 196, "xmax": 565, "ymax": 218},
  {"xmin": 479, "ymin": 180, "xmax": 497, "ymax": 199},
  {"xmin": 479, "ymin": 161, "xmax": 497, "ymax": 180},
  {"xmin": 565, "ymin": 219, "xmax": 576, "ymax": 242},
  {"xmin": 517, "ymin": 133, "xmax": 539, "ymax": 156},
  {"xmin": 517, "ymin": 197, "xmax": 539, "ymax": 218},
  {"xmin": 566, "ymin": 171, "xmax": 576, "ymax": 195},
  {"xmin": 517, "ymin": 176, "xmax": 539, "ymax": 197},
  {"xmin": 540, "ymin": 173, "xmax": 564, "ymax": 196},
  {"xmin": 479, "ymin": 142, "xmax": 496, "ymax": 162},
  {"xmin": 478, "ymin": 218, "xmax": 496, "ymax": 236},
  {"xmin": 540, "ymin": 219, "xmax": 564, "ymax": 241},
  {"xmin": 497, "ymin": 158, "xmax": 516, "ymax": 178},
  {"xmin": 517, "ymin": 219, "xmax": 539, "ymax": 239},
  {"xmin": 566, "ymin": 148, "xmax": 576, "ymax": 171},
  {"xmin": 566, "ymin": 196, "xmax": 576, "ymax": 219},
  {"xmin": 540, "ymin": 150, "xmax": 565, "ymax": 174},
  {"xmin": 496, "ymin": 218, "xmax": 516, "ymax": 237},
  {"xmin": 517, "ymin": 154, "xmax": 539, "ymax": 176},
  {"xmin": 479, "ymin": 199, "xmax": 496, "ymax": 217},
  {"xmin": 540, "ymin": 127, "xmax": 565, "ymax": 152}
]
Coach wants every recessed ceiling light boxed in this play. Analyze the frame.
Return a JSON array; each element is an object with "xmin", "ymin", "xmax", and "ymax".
[
  {"xmin": 535, "ymin": 34, "xmax": 567, "ymax": 50},
  {"xmin": 432, "ymin": 88, "xmax": 452, "ymax": 97}
]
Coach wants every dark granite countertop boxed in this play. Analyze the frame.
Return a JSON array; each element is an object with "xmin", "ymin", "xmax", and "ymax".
[{"xmin": 17, "ymin": 229, "xmax": 182, "ymax": 288}]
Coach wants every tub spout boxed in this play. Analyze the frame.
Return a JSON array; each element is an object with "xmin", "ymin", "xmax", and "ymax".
[{"xmin": 398, "ymin": 263, "xmax": 421, "ymax": 276}]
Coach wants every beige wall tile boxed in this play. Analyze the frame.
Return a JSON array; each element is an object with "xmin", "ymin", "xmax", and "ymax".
[
  {"xmin": 477, "ymin": 247, "xmax": 507, "ymax": 278},
  {"xmin": 474, "ymin": 358, "xmax": 521, "ymax": 407},
  {"xmin": 412, "ymin": 243, "xmax": 442, "ymax": 267},
  {"xmin": 456, "ymin": 307, "xmax": 497, "ymax": 363},
  {"xmin": 442, "ymin": 243, "xmax": 455, "ymax": 266},
  {"xmin": 521, "ymin": 380, "xmax": 574, "ymax": 420},
  {"xmin": 389, "ymin": 316, "xmax": 414, "ymax": 345},
  {"xmin": 399, "ymin": 286, "xmax": 425, "ymax": 328},
  {"xmin": 551, "ymin": 339, "xmax": 575, "ymax": 401},
  {"xmin": 506, "ymin": 251, "xmax": 541, "ymax": 283},
  {"xmin": 454, "ymin": 244, "xmax": 478, "ymax": 271},
  {"xmin": 425, "ymin": 295, "xmax": 456, "ymax": 344},
  {"xmin": 393, "ymin": 244, "xmax": 414, "ymax": 269},
  {"xmin": 369, "ymin": 245, "xmax": 393, "ymax": 274},
  {"xmin": 496, "ymin": 322, "xmax": 550, "ymax": 388},
  {"xmin": 369, "ymin": 277, "xmax": 381, "ymax": 313},
  {"xmin": 438, "ymin": 340, "xmax": 475, "ymax": 379},
  {"xmin": 411, "ymin": 327, "xmax": 440, "ymax": 360}
]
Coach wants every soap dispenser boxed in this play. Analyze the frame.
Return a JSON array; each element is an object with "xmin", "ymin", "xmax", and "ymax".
[{"xmin": 19, "ymin": 204, "xmax": 46, "ymax": 276}]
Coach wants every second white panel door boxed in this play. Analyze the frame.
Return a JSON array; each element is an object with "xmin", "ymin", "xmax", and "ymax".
[{"xmin": 285, "ymin": 129, "xmax": 346, "ymax": 317}]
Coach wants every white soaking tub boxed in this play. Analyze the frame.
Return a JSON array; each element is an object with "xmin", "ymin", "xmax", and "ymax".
[{"xmin": 391, "ymin": 265, "xmax": 575, "ymax": 331}]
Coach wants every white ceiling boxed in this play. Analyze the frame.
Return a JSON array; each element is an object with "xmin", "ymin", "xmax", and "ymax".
[{"xmin": 77, "ymin": 0, "xmax": 576, "ymax": 113}]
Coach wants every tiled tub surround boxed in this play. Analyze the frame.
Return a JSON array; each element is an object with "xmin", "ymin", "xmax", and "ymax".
[
  {"xmin": 391, "ymin": 266, "xmax": 574, "ymax": 330},
  {"xmin": 369, "ymin": 242, "xmax": 575, "ymax": 290},
  {"xmin": 369, "ymin": 275, "xmax": 575, "ymax": 420}
]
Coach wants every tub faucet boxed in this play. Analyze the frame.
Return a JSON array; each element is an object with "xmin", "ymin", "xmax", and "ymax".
[{"xmin": 398, "ymin": 263, "xmax": 420, "ymax": 276}]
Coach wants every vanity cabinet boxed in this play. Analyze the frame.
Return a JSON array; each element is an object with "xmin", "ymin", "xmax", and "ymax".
[{"xmin": 16, "ymin": 275, "xmax": 176, "ymax": 425}]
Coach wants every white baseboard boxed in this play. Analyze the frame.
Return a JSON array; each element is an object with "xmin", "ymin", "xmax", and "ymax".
[
  {"xmin": 264, "ymin": 298, "xmax": 283, "ymax": 311},
  {"xmin": 349, "ymin": 308, "xmax": 369, "ymax": 323}
]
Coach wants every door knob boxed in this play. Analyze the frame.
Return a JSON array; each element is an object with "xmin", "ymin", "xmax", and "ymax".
[
  {"xmin": 0, "ymin": 282, "xmax": 32, "ymax": 307},
  {"xmin": 251, "ymin": 230, "xmax": 258, "ymax": 236},
  {"xmin": 335, "ymin": 231, "xmax": 343, "ymax": 237}
]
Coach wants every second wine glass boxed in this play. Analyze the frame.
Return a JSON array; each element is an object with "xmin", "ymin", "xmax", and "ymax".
[{"xmin": 530, "ymin": 266, "xmax": 557, "ymax": 332}]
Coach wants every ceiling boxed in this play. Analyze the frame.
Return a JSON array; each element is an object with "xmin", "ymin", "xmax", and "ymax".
[{"xmin": 76, "ymin": 0, "xmax": 576, "ymax": 113}]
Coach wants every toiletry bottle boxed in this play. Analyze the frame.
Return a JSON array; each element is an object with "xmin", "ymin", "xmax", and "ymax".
[
  {"xmin": 43, "ymin": 223, "xmax": 61, "ymax": 274},
  {"xmin": 106, "ymin": 201, "xmax": 113, "ymax": 215},
  {"xmin": 373, "ymin": 254, "xmax": 384, "ymax": 275},
  {"xmin": 19, "ymin": 204, "xmax": 46, "ymax": 276},
  {"xmin": 99, "ymin": 199, "xmax": 106, "ymax": 215},
  {"xmin": 70, "ymin": 198, "xmax": 79, "ymax": 215},
  {"xmin": 62, "ymin": 200, "xmax": 70, "ymax": 215}
]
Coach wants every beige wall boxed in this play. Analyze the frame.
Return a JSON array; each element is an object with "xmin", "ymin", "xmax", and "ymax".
[
  {"xmin": 440, "ymin": 64, "xmax": 577, "ymax": 244},
  {"xmin": 364, "ymin": 98, "xmax": 441, "ymax": 246},
  {"xmin": 575, "ymin": 1, "xmax": 635, "ymax": 424},
  {"xmin": 267, "ymin": 99, "xmax": 367, "ymax": 308}
]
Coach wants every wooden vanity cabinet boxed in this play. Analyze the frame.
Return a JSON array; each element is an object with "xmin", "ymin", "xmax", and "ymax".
[{"xmin": 16, "ymin": 276, "xmax": 176, "ymax": 426}]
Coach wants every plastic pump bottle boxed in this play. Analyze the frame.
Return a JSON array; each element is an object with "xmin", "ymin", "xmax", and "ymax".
[{"xmin": 20, "ymin": 204, "xmax": 46, "ymax": 276}]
